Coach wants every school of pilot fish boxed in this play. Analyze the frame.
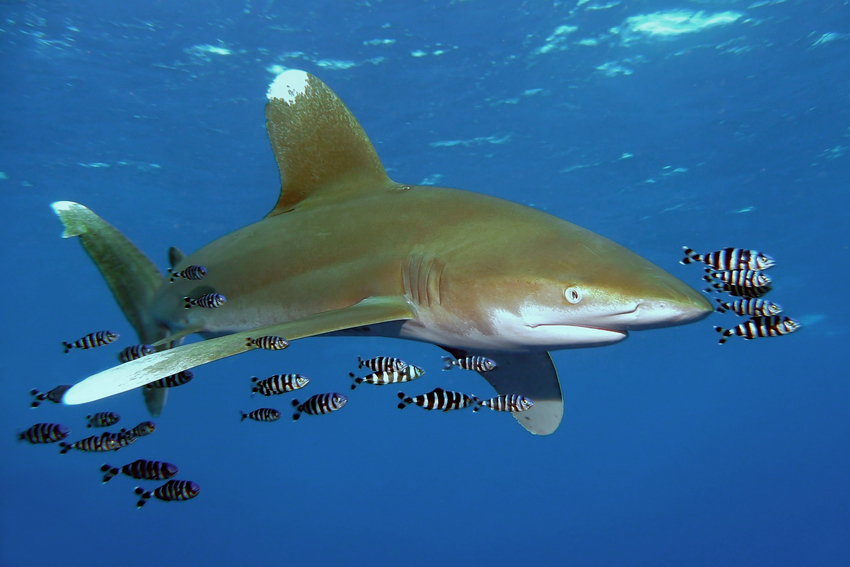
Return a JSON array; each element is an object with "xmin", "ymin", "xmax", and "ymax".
[{"xmin": 20, "ymin": 246, "xmax": 799, "ymax": 508}]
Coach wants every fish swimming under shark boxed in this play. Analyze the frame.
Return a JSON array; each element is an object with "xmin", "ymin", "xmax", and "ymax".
[{"xmin": 52, "ymin": 69, "xmax": 712, "ymax": 435}]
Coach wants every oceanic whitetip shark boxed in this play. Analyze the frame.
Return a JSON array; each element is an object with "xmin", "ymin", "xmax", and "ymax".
[{"xmin": 52, "ymin": 70, "xmax": 711, "ymax": 435}]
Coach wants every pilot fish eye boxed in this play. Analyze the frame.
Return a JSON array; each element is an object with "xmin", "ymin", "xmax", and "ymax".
[{"xmin": 564, "ymin": 286, "xmax": 583, "ymax": 304}]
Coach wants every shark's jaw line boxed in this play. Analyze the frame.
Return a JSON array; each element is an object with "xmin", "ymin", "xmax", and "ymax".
[{"xmin": 397, "ymin": 304, "xmax": 631, "ymax": 351}]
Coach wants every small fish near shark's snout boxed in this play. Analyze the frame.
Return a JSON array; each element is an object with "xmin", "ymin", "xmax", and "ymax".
[{"xmin": 51, "ymin": 69, "xmax": 711, "ymax": 436}]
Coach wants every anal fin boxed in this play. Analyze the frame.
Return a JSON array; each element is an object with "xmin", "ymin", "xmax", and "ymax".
[{"xmin": 442, "ymin": 347, "xmax": 563, "ymax": 436}]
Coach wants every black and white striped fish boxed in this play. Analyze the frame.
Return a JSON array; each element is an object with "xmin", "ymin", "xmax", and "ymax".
[
  {"xmin": 29, "ymin": 385, "xmax": 71, "ymax": 408},
  {"xmin": 87, "ymin": 411, "xmax": 120, "ymax": 428},
  {"xmin": 681, "ymin": 246, "xmax": 775, "ymax": 271},
  {"xmin": 18, "ymin": 423, "xmax": 70, "ymax": 444},
  {"xmin": 442, "ymin": 355, "xmax": 497, "ymax": 372},
  {"xmin": 714, "ymin": 316, "xmax": 801, "ymax": 344},
  {"xmin": 62, "ymin": 330, "xmax": 119, "ymax": 353},
  {"xmin": 397, "ymin": 388, "xmax": 477, "ymax": 412},
  {"xmin": 715, "ymin": 298, "xmax": 783, "ymax": 317},
  {"xmin": 59, "ymin": 433, "xmax": 119, "ymax": 454},
  {"xmin": 126, "ymin": 421, "xmax": 156, "ymax": 437},
  {"xmin": 703, "ymin": 269, "xmax": 771, "ymax": 288},
  {"xmin": 357, "ymin": 356, "xmax": 409, "ymax": 373},
  {"xmin": 251, "ymin": 374, "xmax": 309, "ymax": 396},
  {"xmin": 168, "ymin": 265, "xmax": 207, "ymax": 283},
  {"xmin": 117, "ymin": 344, "xmax": 154, "ymax": 363},
  {"xmin": 135, "ymin": 480, "xmax": 200, "ymax": 508},
  {"xmin": 245, "ymin": 335, "xmax": 289, "ymax": 350},
  {"xmin": 100, "ymin": 459, "xmax": 178, "ymax": 484},
  {"xmin": 473, "ymin": 394, "xmax": 534, "ymax": 413},
  {"xmin": 145, "ymin": 370, "xmax": 194, "ymax": 389},
  {"xmin": 239, "ymin": 408, "xmax": 281, "ymax": 422},
  {"xmin": 183, "ymin": 292, "xmax": 226, "ymax": 309},
  {"xmin": 101, "ymin": 459, "xmax": 179, "ymax": 483},
  {"xmin": 349, "ymin": 365, "xmax": 425, "ymax": 390},
  {"xmin": 292, "ymin": 393, "xmax": 347, "ymax": 421},
  {"xmin": 100, "ymin": 430, "xmax": 137, "ymax": 451},
  {"xmin": 704, "ymin": 282, "xmax": 772, "ymax": 298}
]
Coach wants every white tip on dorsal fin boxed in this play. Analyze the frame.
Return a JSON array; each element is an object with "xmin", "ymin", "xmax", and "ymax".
[
  {"xmin": 266, "ymin": 69, "xmax": 311, "ymax": 105},
  {"xmin": 264, "ymin": 70, "xmax": 395, "ymax": 217}
]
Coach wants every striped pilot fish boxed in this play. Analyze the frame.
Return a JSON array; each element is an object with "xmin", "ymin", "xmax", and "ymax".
[
  {"xmin": 87, "ymin": 411, "xmax": 120, "ymax": 428},
  {"xmin": 117, "ymin": 344, "xmax": 154, "ymax": 363},
  {"xmin": 357, "ymin": 355, "xmax": 410, "ymax": 372},
  {"xmin": 240, "ymin": 408, "xmax": 281, "ymax": 422},
  {"xmin": 168, "ymin": 264, "xmax": 207, "ymax": 283},
  {"xmin": 101, "ymin": 459, "xmax": 178, "ymax": 483},
  {"xmin": 100, "ymin": 430, "xmax": 137, "ymax": 451},
  {"xmin": 62, "ymin": 330, "xmax": 119, "ymax": 353},
  {"xmin": 348, "ymin": 365, "xmax": 425, "ymax": 390},
  {"xmin": 473, "ymin": 394, "xmax": 534, "ymax": 413},
  {"xmin": 251, "ymin": 373, "xmax": 309, "ymax": 396},
  {"xmin": 18, "ymin": 423, "xmax": 70, "ymax": 444},
  {"xmin": 715, "ymin": 298, "xmax": 783, "ymax": 317},
  {"xmin": 397, "ymin": 387, "xmax": 477, "ymax": 412},
  {"xmin": 704, "ymin": 282, "xmax": 772, "ymax": 299},
  {"xmin": 135, "ymin": 480, "xmax": 200, "ymax": 508},
  {"xmin": 183, "ymin": 292, "xmax": 226, "ymax": 309},
  {"xmin": 126, "ymin": 421, "xmax": 156, "ymax": 437},
  {"xmin": 681, "ymin": 246, "xmax": 775, "ymax": 271},
  {"xmin": 245, "ymin": 335, "xmax": 290, "ymax": 350},
  {"xmin": 703, "ymin": 269, "xmax": 771, "ymax": 288},
  {"xmin": 145, "ymin": 370, "xmax": 194, "ymax": 389},
  {"xmin": 715, "ymin": 316, "xmax": 801, "ymax": 344},
  {"xmin": 442, "ymin": 355, "xmax": 497, "ymax": 372},
  {"xmin": 59, "ymin": 433, "xmax": 119, "ymax": 454},
  {"xmin": 29, "ymin": 385, "xmax": 71, "ymax": 408},
  {"xmin": 291, "ymin": 393, "xmax": 347, "ymax": 421}
]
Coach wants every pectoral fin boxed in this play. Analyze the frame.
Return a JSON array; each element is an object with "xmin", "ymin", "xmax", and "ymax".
[
  {"xmin": 442, "ymin": 347, "xmax": 563, "ymax": 435},
  {"xmin": 63, "ymin": 296, "xmax": 415, "ymax": 405}
]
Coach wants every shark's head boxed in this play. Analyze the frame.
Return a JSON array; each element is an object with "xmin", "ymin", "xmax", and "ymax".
[
  {"xmin": 407, "ymin": 192, "xmax": 713, "ymax": 352},
  {"xmin": 486, "ymin": 221, "xmax": 712, "ymax": 350}
]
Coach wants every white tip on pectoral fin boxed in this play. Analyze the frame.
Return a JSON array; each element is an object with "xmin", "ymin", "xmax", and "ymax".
[{"xmin": 51, "ymin": 201, "xmax": 91, "ymax": 238}]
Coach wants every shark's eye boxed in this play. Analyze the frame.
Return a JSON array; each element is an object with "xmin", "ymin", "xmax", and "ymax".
[{"xmin": 564, "ymin": 286, "xmax": 583, "ymax": 304}]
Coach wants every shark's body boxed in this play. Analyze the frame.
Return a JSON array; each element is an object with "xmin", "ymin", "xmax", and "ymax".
[{"xmin": 53, "ymin": 70, "xmax": 711, "ymax": 435}]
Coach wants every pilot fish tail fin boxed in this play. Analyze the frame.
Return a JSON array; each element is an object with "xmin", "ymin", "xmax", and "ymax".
[
  {"xmin": 680, "ymin": 246, "xmax": 701, "ymax": 265},
  {"xmin": 51, "ymin": 202, "xmax": 170, "ymax": 416}
]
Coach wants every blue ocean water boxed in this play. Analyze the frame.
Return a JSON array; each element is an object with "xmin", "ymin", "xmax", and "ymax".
[{"xmin": 2, "ymin": 1, "xmax": 848, "ymax": 565}]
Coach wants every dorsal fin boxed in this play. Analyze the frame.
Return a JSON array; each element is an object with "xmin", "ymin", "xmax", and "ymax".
[{"xmin": 264, "ymin": 70, "xmax": 393, "ymax": 217}]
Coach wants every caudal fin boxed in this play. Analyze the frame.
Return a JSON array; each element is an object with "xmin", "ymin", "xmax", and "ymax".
[
  {"xmin": 52, "ymin": 202, "xmax": 169, "ymax": 416},
  {"xmin": 714, "ymin": 326, "xmax": 732, "ymax": 344},
  {"xmin": 680, "ymin": 246, "xmax": 701, "ymax": 265}
]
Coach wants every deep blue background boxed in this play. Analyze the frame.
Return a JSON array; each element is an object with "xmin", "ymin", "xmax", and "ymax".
[{"xmin": 2, "ymin": 1, "xmax": 848, "ymax": 565}]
